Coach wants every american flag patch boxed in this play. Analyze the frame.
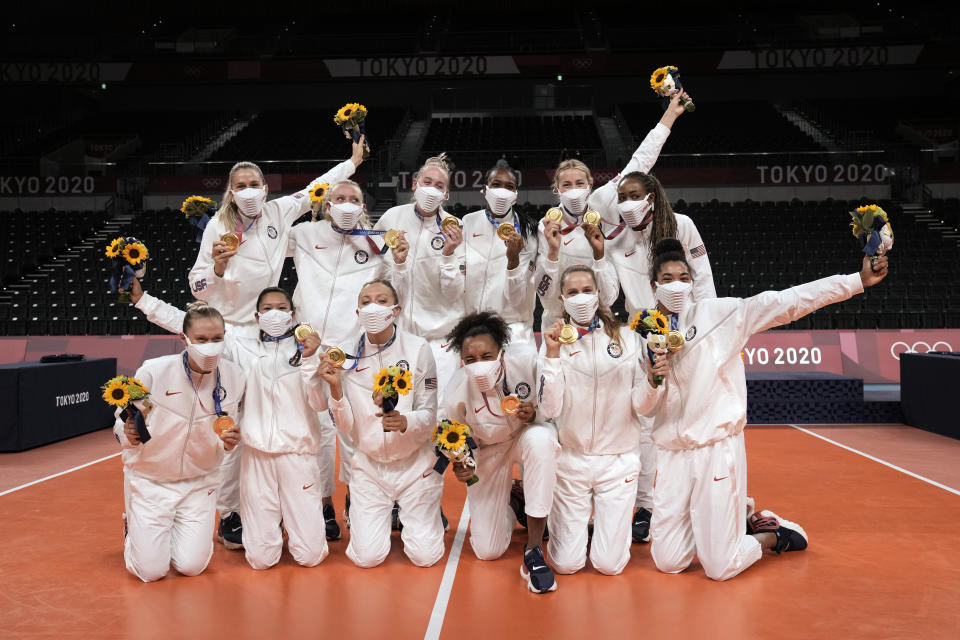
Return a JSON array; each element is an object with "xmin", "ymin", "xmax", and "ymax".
[
  {"xmin": 293, "ymin": 192, "xmax": 305, "ymax": 199},
  {"xmin": 425, "ymin": 378, "xmax": 437, "ymax": 390},
  {"xmin": 690, "ymin": 244, "xmax": 707, "ymax": 259}
]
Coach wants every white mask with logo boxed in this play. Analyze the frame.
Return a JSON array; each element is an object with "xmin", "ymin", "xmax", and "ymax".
[
  {"xmin": 232, "ymin": 187, "xmax": 266, "ymax": 218},
  {"xmin": 617, "ymin": 193, "xmax": 654, "ymax": 228},
  {"xmin": 563, "ymin": 292, "xmax": 599, "ymax": 326},
  {"xmin": 484, "ymin": 187, "xmax": 517, "ymax": 217},
  {"xmin": 258, "ymin": 309, "xmax": 294, "ymax": 337},
  {"xmin": 464, "ymin": 355, "xmax": 503, "ymax": 393},
  {"xmin": 328, "ymin": 202, "xmax": 364, "ymax": 229},
  {"xmin": 358, "ymin": 303, "xmax": 397, "ymax": 334},
  {"xmin": 559, "ymin": 187, "xmax": 590, "ymax": 216},
  {"xmin": 414, "ymin": 184, "xmax": 445, "ymax": 213},
  {"xmin": 185, "ymin": 337, "xmax": 226, "ymax": 372},
  {"xmin": 655, "ymin": 280, "xmax": 693, "ymax": 315}
]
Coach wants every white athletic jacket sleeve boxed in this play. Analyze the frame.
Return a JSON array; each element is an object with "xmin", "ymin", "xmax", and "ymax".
[
  {"xmin": 328, "ymin": 395, "xmax": 355, "ymax": 437},
  {"xmin": 633, "ymin": 352, "xmax": 665, "ymax": 417},
  {"xmin": 135, "ymin": 292, "xmax": 186, "ymax": 334},
  {"xmin": 389, "ymin": 258, "xmax": 412, "ymax": 309},
  {"xmin": 737, "ymin": 273, "xmax": 864, "ymax": 346},
  {"xmin": 588, "ymin": 123, "xmax": 672, "ymax": 218},
  {"xmin": 595, "ymin": 256, "xmax": 620, "ymax": 309},
  {"xmin": 188, "ymin": 223, "xmax": 222, "ymax": 302},
  {"xmin": 677, "ymin": 215, "xmax": 717, "ymax": 301},
  {"xmin": 438, "ymin": 251, "xmax": 465, "ymax": 301},
  {"xmin": 402, "ymin": 340, "xmax": 440, "ymax": 440},
  {"xmin": 299, "ymin": 352, "xmax": 330, "ymax": 413},
  {"xmin": 535, "ymin": 255, "xmax": 563, "ymax": 320},
  {"xmin": 536, "ymin": 351, "xmax": 565, "ymax": 421}
]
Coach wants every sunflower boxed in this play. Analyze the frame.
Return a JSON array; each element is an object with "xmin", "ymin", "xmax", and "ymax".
[
  {"xmin": 650, "ymin": 66, "xmax": 676, "ymax": 91},
  {"xmin": 123, "ymin": 242, "xmax": 149, "ymax": 266},
  {"xmin": 373, "ymin": 369, "xmax": 391, "ymax": 394},
  {"xmin": 102, "ymin": 378, "xmax": 129, "ymax": 407},
  {"xmin": 629, "ymin": 311, "xmax": 644, "ymax": 332},
  {"xmin": 435, "ymin": 419, "xmax": 470, "ymax": 451},
  {"xmin": 309, "ymin": 182, "xmax": 330, "ymax": 203},
  {"xmin": 105, "ymin": 237, "xmax": 124, "ymax": 258},
  {"xmin": 336, "ymin": 104, "xmax": 355, "ymax": 123},
  {"xmin": 649, "ymin": 309, "xmax": 669, "ymax": 334},
  {"xmin": 393, "ymin": 369, "xmax": 413, "ymax": 395}
]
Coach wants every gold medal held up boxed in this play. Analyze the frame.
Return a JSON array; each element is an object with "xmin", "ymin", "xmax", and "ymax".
[
  {"xmin": 583, "ymin": 210, "xmax": 601, "ymax": 226},
  {"xmin": 326, "ymin": 347, "xmax": 347, "ymax": 367},
  {"xmin": 441, "ymin": 217, "xmax": 461, "ymax": 232},
  {"xmin": 544, "ymin": 207, "xmax": 563, "ymax": 222},
  {"xmin": 220, "ymin": 233, "xmax": 240, "ymax": 250},
  {"xmin": 213, "ymin": 415, "xmax": 235, "ymax": 435},
  {"xmin": 500, "ymin": 395, "xmax": 521, "ymax": 416},
  {"xmin": 384, "ymin": 229, "xmax": 400, "ymax": 249},
  {"xmin": 496, "ymin": 222, "xmax": 514, "ymax": 241},
  {"xmin": 559, "ymin": 324, "xmax": 578, "ymax": 345},
  {"xmin": 294, "ymin": 324, "xmax": 315, "ymax": 343},
  {"xmin": 666, "ymin": 330, "xmax": 685, "ymax": 351}
]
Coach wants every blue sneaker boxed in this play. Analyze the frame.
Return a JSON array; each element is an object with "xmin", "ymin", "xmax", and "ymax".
[{"xmin": 520, "ymin": 545, "xmax": 557, "ymax": 593}]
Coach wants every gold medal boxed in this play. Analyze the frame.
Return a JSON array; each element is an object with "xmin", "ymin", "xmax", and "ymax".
[
  {"xmin": 583, "ymin": 210, "xmax": 601, "ymax": 226},
  {"xmin": 496, "ymin": 222, "xmax": 514, "ymax": 241},
  {"xmin": 294, "ymin": 324, "xmax": 315, "ymax": 343},
  {"xmin": 559, "ymin": 324, "xmax": 578, "ymax": 345},
  {"xmin": 500, "ymin": 395, "xmax": 521, "ymax": 416},
  {"xmin": 326, "ymin": 347, "xmax": 347, "ymax": 367},
  {"xmin": 666, "ymin": 330, "xmax": 686, "ymax": 351},
  {"xmin": 220, "ymin": 233, "xmax": 240, "ymax": 250},
  {"xmin": 544, "ymin": 207, "xmax": 563, "ymax": 222},
  {"xmin": 647, "ymin": 333, "xmax": 667, "ymax": 350},
  {"xmin": 213, "ymin": 415, "xmax": 235, "ymax": 435},
  {"xmin": 384, "ymin": 229, "xmax": 400, "ymax": 249},
  {"xmin": 441, "ymin": 216, "xmax": 461, "ymax": 232}
]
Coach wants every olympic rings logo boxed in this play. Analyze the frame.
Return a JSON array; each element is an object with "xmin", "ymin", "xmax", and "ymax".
[
  {"xmin": 890, "ymin": 341, "xmax": 953, "ymax": 360},
  {"xmin": 202, "ymin": 177, "xmax": 222, "ymax": 189}
]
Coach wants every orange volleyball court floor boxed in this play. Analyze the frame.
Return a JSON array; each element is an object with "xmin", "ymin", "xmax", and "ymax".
[{"xmin": 2, "ymin": 423, "xmax": 959, "ymax": 639}]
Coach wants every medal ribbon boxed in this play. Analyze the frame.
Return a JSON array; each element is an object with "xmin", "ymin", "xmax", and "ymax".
[
  {"xmin": 484, "ymin": 209, "xmax": 520, "ymax": 236},
  {"xmin": 576, "ymin": 315, "xmax": 601, "ymax": 339},
  {"xmin": 479, "ymin": 361, "xmax": 511, "ymax": 417},
  {"xmin": 262, "ymin": 328, "xmax": 303, "ymax": 359},
  {"xmin": 414, "ymin": 205, "xmax": 443, "ymax": 232},
  {"xmin": 345, "ymin": 326, "xmax": 400, "ymax": 371},
  {"xmin": 330, "ymin": 224, "xmax": 391, "ymax": 255},
  {"xmin": 182, "ymin": 351, "xmax": 225, "ymax": 416}
]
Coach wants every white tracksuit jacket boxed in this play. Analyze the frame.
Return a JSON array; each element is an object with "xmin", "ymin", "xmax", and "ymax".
[
  {"xmin": 608, "ymin": 213, "xmax": 716, "ymax": 318},
  {"xmin": 188, "ymin": 160, "xmax": 356, "ymax": 326},
  {"xmin": 536, "ymin": 124, "xmax": 671, "ymax": 327},
  {"xmin": 374, "ymin": 203, "xmax": 464, "ymax": 341},
  {"xmin": 289, "ymin": 219, "xmax": 389, "ymax": 348},
  {"xmin": 537, "ymin": 322, "xmax": 661, "ymax": 455},
  {"xmin": 461, "ymin": 209, "xmax": 541, "ymax": 345},
  {"xmin": 647, "ymin": 273, "xmax": 865, "ymax": 451},
  {"xmin": 114, "ymin": 353, "xmax": 245, "ymax": 482}
]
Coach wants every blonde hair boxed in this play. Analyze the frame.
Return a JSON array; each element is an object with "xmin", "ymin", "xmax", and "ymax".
[
  {"xmin": 321, "ymin": 179, "xmax": 372, "ymax": 229},
  {"xmin": 182, "ymin": 300, "xmax": 224, "ymax": 334},
  {"xmin": 408, "ymin": 153, "xmax": 452, "ymax": 203},
  {"xmin": 553, "ymin": 159, "xmax": 593, "ymax": 190},
  {"xmin": 215, "ymin": 161, "xmax": 265, "ymax": 230},
  {"xmin": 559, "ymin": 264, "xmax": 622, "ymax": 345}
]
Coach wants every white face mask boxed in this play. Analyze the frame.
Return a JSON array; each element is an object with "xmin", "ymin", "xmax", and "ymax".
[
  {"xmin": 358, "ymin": 303, "xmax": 397, "ymax": 334},
  {"xmin": 563, "ymin": 292, "xmax": 599, "ymax": 326},
  {"xmin": 185, "ymin": 337, "xmax": 226, "ymax": 372},
  {"xmin": 617, "ymin": 194, "xmax": 653, "ymax": 228},
  {"xmin": 258, "ymin": 309, "xmax": 294, "ymax": 337},
  {"xmin": 655, "ymin": 280, "xmax": 693, "ymax": 314},
  {"xmin": 464, "ymin": 355, "xmax": 502, "ymax": 393},
  {"xmin": 559, "ymin": 187, "xmax": 590, "ymax": 216},
  {"xmin": 232, "ymin": 187, "xmax": 266, "ymax": 218},
  {"xmin": 484, "ymin": 187, "xmax": 517, "ymax": 217},
  {"xmin": 414, "ymin": 184, "xmax": 445, "ymax": 213},
  {"xmin": 328, "ymin": 202, "xmax": 364, "ymax": 229}
]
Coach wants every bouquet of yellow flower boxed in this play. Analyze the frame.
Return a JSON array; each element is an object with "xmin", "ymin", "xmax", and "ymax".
[
  {"xmin": 372, "ymin": 365, "xmax": 412, "ymax": 415},
  {"xmin": 650, "ymin": 65, "xmax": 695, "ymax": 113},
  {"xmin": 105, "ymin": 236, "xmax": 149, "ymax": 303},
  {"xmin": 849, "ymin": 204, "xmax": 894, "ymax": 263},
  {"xmin": 630, "ymin": 308, "xmax": 670, "ymax": 386},
  {"xmin": 334, "ymin": 102, "xmax": 370, "ymax": 158},
  {"xmin": 180, "ymin": 195, "xmax": 217, "ymax": 219},
  {"xmin": 434, "ymin": 419, "xmax": 478, "ymax": 486},
  {"xmin": 103, "ymin": 376, "xmax": 153, "ymax": 443},
  {"xmin": 307, "ymin": 182, "xmax": 330, "ymax": 214}
]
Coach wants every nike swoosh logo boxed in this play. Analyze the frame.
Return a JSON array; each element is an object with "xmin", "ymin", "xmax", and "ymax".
[
  {"xmin": 472, "ymin": 233, "xmax": 484, "ymax": 238},
  {"xmin": 165, "ymin": 391, "xmax": 182, "ymax": 396},
  {"xmin": 714, "ymin": 476, "xmax": 728, "ymax": 482},
  {"xmin": 422, "ymin": 470, "xmax": 432, "ymax": 478},
  {"xmin": 356, "ymin": 367, "xmax": 369, "ymax": 372},
  {"xmin": 207, "ymin": 489, "xmax": 215, "ymax": 495},
  {"xmin": 563, "ymin": 238, "xmax": 575, "ymax": 246},
  {"xmin": 302, "ymin": 483, "xmax": 315, "ymax": 490},
  {"xmin": 625, "ymin": 250, "xmax": 636, "ymax": 257},
  {"xmin": 530, "ymin": 565, "xmax": 547, "ymax": 571},
  {"xmin": 440, "ymin": 343, "xmax": 449, "ymax": 349},
  {"xmin": 569, "ymin": 351, "xmax": 581, "ymax": 357},
  {"xmin": 475, "ymin": 406, "xmax": 485, "ymax": 413},
  {"xmin": 314, "ymin": 245, "xmax": 328, "ymax": 250},
  {"xmin": 625, "ymin": 478, "xmax": 635, "ymax": 483},
  {"xmin": 231, "ymin": 526, "xmax": 241, "ymax": 532}
]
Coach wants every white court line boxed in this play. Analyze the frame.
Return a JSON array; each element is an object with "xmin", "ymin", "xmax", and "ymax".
[
  {"xmin": 0, "ymin": 452, "xmax": 121, "ymax": 498},
  {"xmin": 424, "ymin": 498, "xmax": 471, "ymax": 640},
  {"xmin": 788, "ymin": 424, "xmax": 960, "ymax": 496}
]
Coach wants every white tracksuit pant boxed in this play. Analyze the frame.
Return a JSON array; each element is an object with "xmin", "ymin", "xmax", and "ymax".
[
  {"xmin": 123, "ymin": 468, "xmax": 218, "ymax": 582},
  {"xmin": 635, "ymin": 415, "xmax": 656, "ymax": 510},
  {"xmin": 650, "ymin": 433, "xmax": 762, "ymax": 581},
  {"xmin": 240, "ymin": 447, "xmax": 329, "ymax": 570},
  {"xmin": 217, "ymin": 441, "xmax": 242, "ymax": 517},
  {"xmin": 346, "ymin": 449, "xmax": 444, "ymax": 569},
  {"xmin": 315, "ymin": 411, "xmax": 338, "ymax": 498},
  {"xmin": 468, "ymin": 423, "xmax": 559, "ymax": 560},
  {"xmin": 548, "ymin": 448, "xmax": 640, "ymax": 576}
]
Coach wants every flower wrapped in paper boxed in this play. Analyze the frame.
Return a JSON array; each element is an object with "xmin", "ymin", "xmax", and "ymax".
[
  {"xmin": 629, "ymin": 309, "xmax": 669, "ymax": 386},
  {"xmin": 105, "ymin": 236, "xmax": 149, "ymax": 303},
  {"xmin": 180, "ymin": 195, "xmax": 217, "ymax": 243},
  {"xmin": 433, "ymin": 419, "xmax": 479, "ymax": 486},
  {"xmin": 849, "ymin": 204, "xmax": 894, "ymax": 261},
  {"xmin": 102, "ymin": 376, "xmax": 153, "ymax": 443},
  {"xmin": 333, "ymin": 102, "xmax": 370, "ymax": 158},
  {"xmin": 372, "ymin": 365, "xmax": 412, "ymax": 415},
  {"xmin": 650, "ymin": 65, "xmax": 695, "ymax": 113}
]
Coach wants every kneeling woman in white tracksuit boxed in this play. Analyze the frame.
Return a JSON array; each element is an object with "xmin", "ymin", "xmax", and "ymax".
[
  {"xmin": 133, "ymin": 284, "xmax": 332, "ymax": 570},
  {"xmin": 537, "ymin": 265, "xmax": 666, "ymax": 576},
  {"xmin": 443, "ymin": 311, "xmax": 560, "ymax": 593},
  {"xmin": 116, "ymin": 302, "xmax": 244, "ymax": 582},
  {"xmin": 645, "ymin": 239, "xmax": 889, "ymax": 580},
  {"xmin": 304, "ymin": 279, "xmax": 444, "ymax": 568}
]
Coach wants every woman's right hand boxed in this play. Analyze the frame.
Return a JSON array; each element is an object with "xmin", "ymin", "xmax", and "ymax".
[
  {"xmin": 648, "ymin": 347, "xmax": 669, "ymax": 386},
  {"xmin": 544, "ymin": 219, "xmax": 561, "ymax": 261},
  {"xmin": 317, "ymin": 354, "xmax": 343, "ymax": 399},
  {"xmin": 123, "ymin": 416, "xmax": 141, "ymax": 445},
  {"xmin": 543, "ymin": 319, "xmax": 563, "ymax": 358},
  {"xmin": 452, "ymin": 460, "xmax": 475, "ymax": 483},
  {"xmin": 212, "ymin": 240, "xmax": 237, "ymax": 277},
  {"xmin": 392, "ymin": 231, "xmax": 410, "ymax": 264}
]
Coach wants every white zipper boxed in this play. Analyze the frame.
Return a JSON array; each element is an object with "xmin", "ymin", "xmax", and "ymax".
[
  {"xmin": 591, "ymin": 335, "xmax": 598, "ymax": 452},
  {"xmin": 319, "ymin": 232, "xmax": 345, "ymax": 340},
  {"xmin": 181, "ymin": 370, "xmax": 200, "ymax": 480}
]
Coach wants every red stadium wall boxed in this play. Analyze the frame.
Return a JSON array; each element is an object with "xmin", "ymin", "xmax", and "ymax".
[{"xmin": 1, "ymin": 330, "xmax": 957, "ymax": 383}]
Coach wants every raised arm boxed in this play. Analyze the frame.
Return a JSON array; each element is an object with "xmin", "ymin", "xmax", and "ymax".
[
  {"xmin": 677, "ymin": 216, "xmax": 717, "ymax": 301},
  {"xmin": 536, "ymin": 322, "xmax": 566, "ymax": 420}
]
